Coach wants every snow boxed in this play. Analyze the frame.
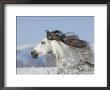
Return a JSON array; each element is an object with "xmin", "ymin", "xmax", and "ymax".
[{"xmin": 17, "ymin": 67, "xmax": 57, "ymax": 74}]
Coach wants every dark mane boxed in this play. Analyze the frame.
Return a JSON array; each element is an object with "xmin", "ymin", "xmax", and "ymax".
[
  {"xmin": 46, "ymin": 30, "xmax": 89, "ymax": 48},
  {"xmin": 53, "ymin": 30, "xmax": 61, "ymax": 33}
]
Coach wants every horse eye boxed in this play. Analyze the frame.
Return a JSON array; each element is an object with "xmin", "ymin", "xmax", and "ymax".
[{"xmin": 41, "ymin": 41, "xmax": 45, "ymax": 44}]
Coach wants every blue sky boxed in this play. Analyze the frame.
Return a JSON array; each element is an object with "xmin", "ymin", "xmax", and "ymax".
[{"xmin": 17, "ymin": 16, "xmax": 94, "ymax": 46}]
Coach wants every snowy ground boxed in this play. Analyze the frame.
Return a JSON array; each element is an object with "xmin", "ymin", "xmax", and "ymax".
[
  {"xmin": 17, "ymin": 65, "xmax": 94, "ymax": 74},
  {"xmin": 17, "ymin": 67, "xmax": 57, "ymax": 74}
]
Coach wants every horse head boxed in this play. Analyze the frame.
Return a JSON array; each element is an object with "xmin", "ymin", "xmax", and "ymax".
[
  {"xmin": 31, "ymin": 38, "xmax": 53, "ymax": 59},
  {"xmin": 31, "ymin": 30, "xmax": 89, "ymax": 59}
]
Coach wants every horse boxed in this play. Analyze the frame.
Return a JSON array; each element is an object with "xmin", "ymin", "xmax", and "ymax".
[{"xmin": 31, "ymin": 30, "xmax": 94, "ymax": 74}]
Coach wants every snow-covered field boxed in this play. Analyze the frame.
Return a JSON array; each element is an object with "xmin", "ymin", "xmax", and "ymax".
[
  {"xmin": 17, "ymin": 66, "xmax": 94, "ymax": 74},
  {"xmin": 17, "ymin": 67, "xmax": 57, "ymax": 74}
]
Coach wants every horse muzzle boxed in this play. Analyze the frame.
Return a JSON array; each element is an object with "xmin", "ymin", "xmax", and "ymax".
[{"xmin": 31, "ymin": 50, "xmax": 38, "ymax": 59}]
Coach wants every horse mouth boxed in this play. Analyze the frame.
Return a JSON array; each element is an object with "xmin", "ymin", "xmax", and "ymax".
[{"xmin": 31, "ymin": 55, "xmax": 38, "ymax": 59}]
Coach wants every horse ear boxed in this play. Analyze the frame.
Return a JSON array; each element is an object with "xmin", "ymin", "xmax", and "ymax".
[{"xmin": 45, "ymin": 30, "xmax": 50, "ymax": 35}]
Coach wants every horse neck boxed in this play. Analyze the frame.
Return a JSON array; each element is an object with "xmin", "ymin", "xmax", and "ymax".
[
  {"xmin": 50, "ymin": 40, "xmax": 76, "ymax": 60},
  {"xmin": 51, "ymin": 40, "xmax": 86, "ymax": 66},
  {"xmin": 50, "ymin": 41, "xmax": 63, "ymax": 58}
]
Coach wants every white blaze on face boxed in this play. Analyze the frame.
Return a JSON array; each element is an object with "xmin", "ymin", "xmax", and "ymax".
[{"xmin": 33, "ymin": 38, "xmax": 52, "ymax": 56}]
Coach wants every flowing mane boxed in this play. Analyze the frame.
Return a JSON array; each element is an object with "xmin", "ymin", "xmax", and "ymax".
[{"xmin": 45, "ymin": 30, "xmax": 89, "ymax": 48}]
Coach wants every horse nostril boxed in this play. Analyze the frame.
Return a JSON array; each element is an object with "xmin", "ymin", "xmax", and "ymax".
[
  {"xmin": 31, "ymin": 51, "xmax": 34, "ymax": 55},
  {"xmin": 31, "ymin": 50, "xmax": 38, "ymax": 59}
]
